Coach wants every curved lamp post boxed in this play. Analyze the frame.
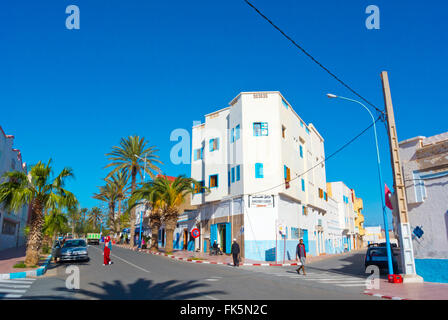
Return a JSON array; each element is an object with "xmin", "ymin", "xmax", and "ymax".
[{"xmin": 327, "ymin": 93, "xmax": 394, "ymax": 276}]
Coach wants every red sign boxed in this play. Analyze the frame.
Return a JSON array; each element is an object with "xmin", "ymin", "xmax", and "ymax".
[{"xmin": 191, "ymin": 228, "xmax": 200, "ymax": 239}]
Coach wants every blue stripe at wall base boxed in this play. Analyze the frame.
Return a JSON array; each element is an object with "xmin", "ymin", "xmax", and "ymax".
[
  {"xmin": 415, "ymin": 259, "xmax": 448, "ymax": 284},
  {"xmin": 245, "ymin": 240, "xmax": 317, "ymax": 262},
  {"xmin": 10, "ymin": 272, "xmax": 27, "ymax": 279}
]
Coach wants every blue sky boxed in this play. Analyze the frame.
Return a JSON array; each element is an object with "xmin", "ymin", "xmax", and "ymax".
[{"xmin": 1, "ymin": 0, "xmax": 447, "ymax": 227}]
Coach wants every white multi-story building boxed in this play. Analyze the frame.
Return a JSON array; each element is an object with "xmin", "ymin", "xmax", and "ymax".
[
  {"xmin": 190, "ymin": 91, "xmax": 328, "ymax": 261},
  {"xmin": 0, "ymin": 126, "xmax": 29, "ymax": 251},
  {"xmin": 323, "ymin": 195, "xmax": 345, "ymax": 254},
  {"xmin": 326, "ymin": 181, "xmax": 357, "ymax": 251}
]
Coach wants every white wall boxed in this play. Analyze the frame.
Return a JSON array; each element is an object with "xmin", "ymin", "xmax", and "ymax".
[{"xmin": 0, "ymin": 128, "xmax": 29, "ymax": 251}]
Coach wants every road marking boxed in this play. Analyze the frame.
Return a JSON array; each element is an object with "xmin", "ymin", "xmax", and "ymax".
[
  {"xmin": 0, "ymin": 288, "xmax": 27, "ymax": 293},
  {"xmin": 0, "ymin": 293, "xmax": 22, "ymax": 299},
  {"xmin": 90, "ymin": 245, "xmax": 151, "ymax": 273},
  {"xmin": 337, "ymin": 283, "xmax": 367, "ymax": 287},
  {"xmin": 194, "ymin": 290, "xmax": 218, "ymax": 300},
  {"xmin": 110, "ymin": 253, "xmax": 151, "ymax": 273},
  {"xmin": 0, "ymin": 284, "xmax": 32, "ymax": 289},
  {"xmin": 300, "ymin": 278, "xmax": 359, "ymax": 281},
  {"xmin": 0, "ymin": 279, "xmax": 35, "ymax": 284}
]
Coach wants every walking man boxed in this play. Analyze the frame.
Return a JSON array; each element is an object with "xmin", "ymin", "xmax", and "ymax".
[
  {"xmin": 231, "ymin": 239, "xmax": 240, "ymax": 267},
  {"xmin": 296, "ymin": 239, "xmax": 307, "ymax": 275}
]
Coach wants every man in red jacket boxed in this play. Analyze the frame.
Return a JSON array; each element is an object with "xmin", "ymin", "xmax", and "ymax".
[{"xmin": 296, "ymin": 239, "xmax": 307, "ymax": 275}]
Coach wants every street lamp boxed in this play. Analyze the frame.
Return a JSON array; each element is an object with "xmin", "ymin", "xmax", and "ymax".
[
  {"xmin": 327, "ymin": 93, "xmax": 394, "ymax": 276},
  {"xmin": 134, "ymin": 153, "xmax": 148, "ymax": 248}
]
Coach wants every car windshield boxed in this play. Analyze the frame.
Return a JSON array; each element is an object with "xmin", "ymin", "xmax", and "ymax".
[
  {"xmin": 63, "ymin": 240, "xmax": 86, "ymax": 248},
  {"xmin": 369, "ymin": 248, "xmax": 386, "ymax": 256}
]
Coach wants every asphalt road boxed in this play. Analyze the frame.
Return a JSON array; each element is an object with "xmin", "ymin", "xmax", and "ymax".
[{"xmin": 20, "ymin": 245, "xmax": 379, "ymax": 300}]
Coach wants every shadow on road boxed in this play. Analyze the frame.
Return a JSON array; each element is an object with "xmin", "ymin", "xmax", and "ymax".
[
  {"xmin": 306, "ymin": 251, "xmax": 391, "ymax": 279},
  {"xmin": 25, "ymin": 278, "xmax": 226, "ymax": 300}
]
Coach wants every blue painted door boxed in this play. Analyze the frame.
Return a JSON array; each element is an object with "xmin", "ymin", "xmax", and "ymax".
[
  {"xmin": 211, "ymin": 224, "xmax": 218, "ymax": 249},
  {"xmin": 225, "ymin": 223, "xmax": 231, "ymax": 254},
  {"xmin": 303, "ymin": 229, "xmax": 309, "ymax": 253}
]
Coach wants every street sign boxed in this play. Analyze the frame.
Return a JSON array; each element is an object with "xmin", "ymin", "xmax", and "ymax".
[
  {"xmin": 249, "ymin": 195, "xmax": 274, "ymax": 207},
  {"xmin": 191, "ymin": 228, "xmax": 200, "ymax": 239}
]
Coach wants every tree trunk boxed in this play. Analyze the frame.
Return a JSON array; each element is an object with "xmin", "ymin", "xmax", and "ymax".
[
  {"xmin": 109, "ymin": 202, "xmax": 116, "ymax": 235},
  {"xmin": 129, "ymin": 170, "xmax": 137, "ymax": 247},
  {"xmin": 24, "ymin": 200, "xmax": 44, "ymax": 266},
  {"xmin": 116, "ymin": 199, "xmax": 122, "ymax": 234},
  {"xmin": 164, "ymin": 216, "xmax": 178, "ymax": 254},
  {"xmin": 149, "ymin": 214, "xmax": 161, "ymax": 252}
]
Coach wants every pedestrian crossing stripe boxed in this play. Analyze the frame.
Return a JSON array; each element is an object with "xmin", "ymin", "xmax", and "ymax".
[
  {"xmin": 0, "ymin": 283, "xmax": 32, "ymax": 288},
  {"xmin": 0, "ymin": 279, "xmax": 35, "ymax": 299},
  {"xmin": 0, "ymin": 293, "xmax": 22, "ymax": 299},
  {"xmin": 0, "ymin": 288, "xmax": 27, "ymax": 293},
  {"xmin": 0, "ymin": 279, "xmax": 35, "ymax": 284}
]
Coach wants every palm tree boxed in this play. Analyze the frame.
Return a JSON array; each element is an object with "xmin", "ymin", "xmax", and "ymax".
[
  {"xmin": 151, "ymin": 175, "xmax": 203, "ymax": 253},
  {"xmin": 93, "ymin": 183, "xmax": 118, "ymax": 234},
  {"xmin": 88, "ymin": 206, "xmax": 103, "ymax": 232},
  {"xmin": 43, "ymin": 208, "xmax": 69, "ymax": 242},
  {"xmin": 129, "ymin": 182, "xmax": 163, "ymax": 251},
  {"xmin": 106, "ymin": 170, "xmax": 129, "ymax": 233},
  {"xmin": 105, "ymin": 136, "xmax": 162, "ymax": 246},
  {"xmin": 67, "ymin": 206, "xmax": 80, "ymax": 237},
  {"xmin": 78, "ymin": 207, "xmax": 88, "ymax": 236},
  {"xmin": 0, "ymin": 159, "xmax": 77, "ymax": 266}
]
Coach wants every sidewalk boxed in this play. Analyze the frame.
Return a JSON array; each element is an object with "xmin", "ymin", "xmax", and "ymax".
[
  {"xmin": 364, "ymin": 279, "xmax": 448, "ymax": 300},
  {"xmin": 115, "ymin": 243, "xmax": 364, "ymax": 266},
  {"xmin": 0, "ymin": 246, "xmax": 48, "ymax": 275}
]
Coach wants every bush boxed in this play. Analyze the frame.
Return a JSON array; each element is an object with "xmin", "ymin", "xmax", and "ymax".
[
  {"xmin": 13, "ymin": 261, "xmax": 37, "ymax": 268},
  {"xmin": 142, "ymin": 244, "xmax": 147, "ymax": 249},
  {"xmin": 42, "ymin": 245, "xmax": 51, "ymax": 254}
]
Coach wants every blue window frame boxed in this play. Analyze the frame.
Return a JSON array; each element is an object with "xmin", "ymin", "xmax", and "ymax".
[
  {"xmin": 194, "ymin": 148, "xmax": 203, "ymax": 161},
  {"xmin": 281, "ymin": 98, "xmax": 288, "ymax": 109},
  {"xmin": 231, "ymin": 167, "xmax": 235, "ymax": 183},
  {"xmin": 209, "ymin": 174, "xmax": 218, "ymax": 188},
  {"xmin": 253, "ymin": 122, "xmax": 268, "ymax": 136},
  {"xmin": 209, "ymin": 138, "xmax": 219, "ymax": 152},
  {"xmin": 231, "ymin": 128, "xmax": 235, "ymax": 143},
  {"xmin": 235, "ymin": 125, "xmax": 240, "ymax": 141},
  {"xmin": 236, "ymin": 165, "xmax": 241, "ymax": 181},
  {"xmin": 193, "ymin": 181, "xmax": 205, "ymax": 194},
  {"xmin": 301, "ymin": 179, "xmax": 305, "ymax": 191},
  {"xmin": 255, "ymin": 163, "xmax": 264, "ymax": 178},
  {"xmin": 305, "ymin": 127, "xmax": 310, "ymax": 135},
  {"xmin": 300, "ymin": 121, "xmax": 304, "ymax": 128},
  {"xmin": 299, "ymin": 145, "xmax": 303, "ymax": 158},
  {"xmin": 228, "ymin": 171, "xmax": 230, "ymax": 187}
]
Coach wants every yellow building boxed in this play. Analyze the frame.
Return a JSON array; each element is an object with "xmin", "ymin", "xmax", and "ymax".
[{"xmin": 352, "ymin": 190, "xmax": 365, "ymax": 249}]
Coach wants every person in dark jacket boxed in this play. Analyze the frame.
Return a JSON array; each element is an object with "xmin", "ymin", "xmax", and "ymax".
[
  {"xmin": 296, "ymin": 239, "xmax": 307, "ymax": 275},
  {"xmin": 231, "ymin": 239, "xmax": 240, "ymax": 267}
]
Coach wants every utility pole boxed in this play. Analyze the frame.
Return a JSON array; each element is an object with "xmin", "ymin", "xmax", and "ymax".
[{"xmin": 380, "ymin": 71, "xmax": 423, "ymax": 283}]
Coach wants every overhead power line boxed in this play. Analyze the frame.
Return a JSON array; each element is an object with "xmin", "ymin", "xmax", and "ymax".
[
  {"xmin": 251, "ymin": 116, "xmax": 382, "ymax": 195},
  {"xmin": 243, "ymin": 0, "xmax": 385, "ymax": 116}
]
